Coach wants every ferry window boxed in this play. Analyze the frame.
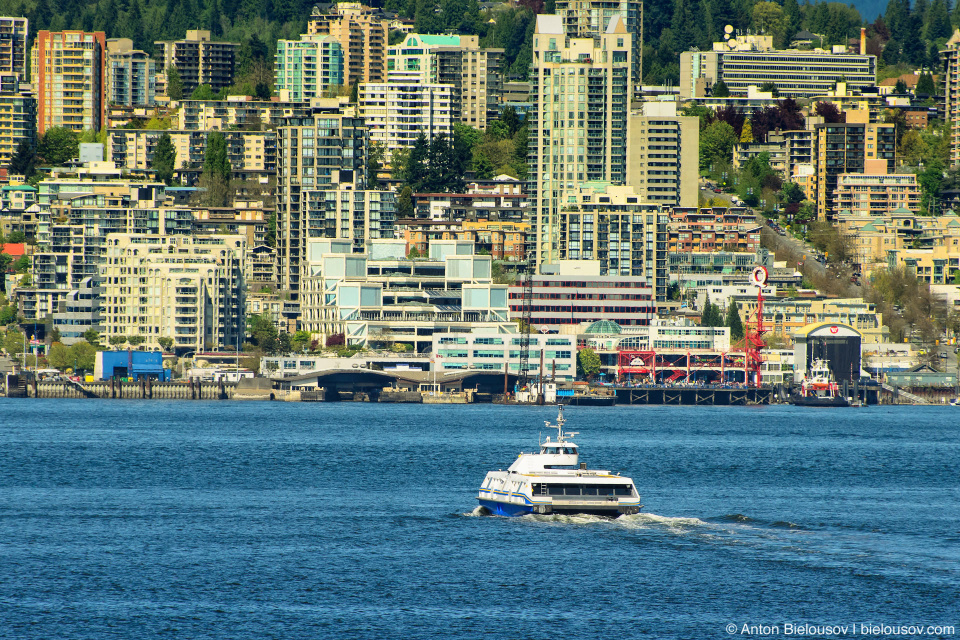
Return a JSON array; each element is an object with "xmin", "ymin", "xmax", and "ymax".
[
  {"xmin": 582, "ymin": 485, "xmax": 599, "ymax": 495},
  {"xmin": 548, "ymin": 485, "xmax": 565, "ymax": 496},
  {"xmin": 564, "ymin": 448, "xmax": 576, "ymax": 454},
  {"xmin": 564, "ymin": 485, "xmax": 581, "ymax": 496}
]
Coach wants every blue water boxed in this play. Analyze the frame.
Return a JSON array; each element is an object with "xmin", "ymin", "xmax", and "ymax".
[{"xmin": 0, "ymin": 401, "xmax": 957, "ymax": 639}]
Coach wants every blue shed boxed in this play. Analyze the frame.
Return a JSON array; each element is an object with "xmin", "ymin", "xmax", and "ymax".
[{"xmin": 94, "ymin": 350, "xmax": 171, "ymax": 381}]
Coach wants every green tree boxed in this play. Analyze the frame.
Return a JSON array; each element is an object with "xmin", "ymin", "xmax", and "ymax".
[
  {"xmin": 752, "ymin": 1, "xmax": 788, "ymax": 47},
  {"xmin": 151, "ymin": 132, "xmax": 176, "ymax": 185},
  {"xmin": 700, "ymin": 294, "xmax": 722, "ymax": 327},
  {"xmin": 397, "ymin": 185, "xmax": 414, "ymax": 218},
  {"xmin": 739, "ymin": 119, "xmax": 754, "ymax": 144},
  {"xmin": 265, "ymin": 211, "xmax": 277, "ymax": 248},
  {"xmin": 83, "ymin": 329, "xmax": 101, "ymax": 347},
  {"xmin": 699, "ymin": 121, "xmax": 738, "ymax": 171},
  {"xmin": 726, "ymin": 300, "xmax": 745, "ymax": 341},
  {"xmin": 291, "ymin": 330, "xmax": 311, "ymax": 352},
  {"xmin": 48, "ymin": 342, "xmax": 70, "ymax": 370},
  {"xmin": 576, "ymin": 347, "xmax": 601, "ymax": 380},
  {"xmin": 70, "ymin": 341, "xmax": 96, "ymax": 372},
  {"xmin": 367, "ymin": 141, "xmax": 385, "ymax": 189},
  {"xmin": 916, "ymin": 73, "xmax": 937, "ymax": 95},
  {"xmin": 166, "ymin": 66, "xmax": 184, "ymax": 101},
  {"xmin": 191, "ymin": 84, "xmax": 217, "ymax": 100},
  {"xmin": 712, "ymin": 80, "xmax": 730, "ymax": 97},
  {"xmin": 37, "ymin": 127, "xmax": 80, "ymax": 166},
  {"xmin": 406, "ymin": 131, "xmax": 429, "ymax": 190},
  {"xmin": 203, "ymin": 131, "xmax": 230, "ymax": 182},
  {"xmin": 127, "ymin": 335, "xmax": 145, "ymax": 347},
  {"xmin": 3, "ymin": 328, "xmax": 25, "ymax": 360},
  {"xmin": 109, "ymin": 335, "xmax": 127, "ymax": 349},
  {"xmin": 157, "ymin": 336, "xmax": 174, "ymax": 352},
  {"xmin": 248, "ymin": 314, "xmax": 279, "ymax": 354},
  {"xmin": 200, "ymin": 131, "xmax": 231, "ymax": 207},
  {"xmin": 8, "ymin": 140, "xmax": 35, "ymax": 177}
]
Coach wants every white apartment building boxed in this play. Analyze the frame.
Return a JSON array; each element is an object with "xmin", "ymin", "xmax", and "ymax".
[
  {"xmin": 386, "ymin": 33, "xmax": 503, "ymax": 130},
  {"xmin": 100, "ymin": 233, "xmax": 245, "ymax": 354},
  {"xmin": 529, "ymin": 14, "xmax": 632, "ymax": 269},
  {"xmin": 358, "ymin": 78, "xmax": 454, "ymax": 164}
]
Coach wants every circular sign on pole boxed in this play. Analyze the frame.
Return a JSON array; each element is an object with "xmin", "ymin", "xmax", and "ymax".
[{"xmin": 750, "ymin": 266, "xmax": 768, "ymax": 287}]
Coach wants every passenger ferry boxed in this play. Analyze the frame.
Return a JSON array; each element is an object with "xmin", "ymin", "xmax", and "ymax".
[{"xmin": 477, "ymin": 406, "xmax": 642, "ymax": 517}]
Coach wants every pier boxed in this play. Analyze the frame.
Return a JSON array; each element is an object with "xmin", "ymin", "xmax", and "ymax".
[{"xmin": 0, "ymin": 373, "xmax": 887, "ymax": 405}]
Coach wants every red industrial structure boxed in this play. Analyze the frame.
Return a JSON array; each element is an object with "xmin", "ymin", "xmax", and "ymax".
[{"xmin": 614, "ymin": 267, "xmax": 769, "ymax": 387}]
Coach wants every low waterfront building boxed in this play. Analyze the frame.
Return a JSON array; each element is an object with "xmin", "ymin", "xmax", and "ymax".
[
  {"xmin": 299, "ymin": 239, "xmax": 512, "ymax": 351},
  {"xmin": 432, "ymin": 330, "xmax": 577, "ymax": 381},
  {"xmin": 738, "ymin": 297, "xmax": 888, "ymax": 345}
]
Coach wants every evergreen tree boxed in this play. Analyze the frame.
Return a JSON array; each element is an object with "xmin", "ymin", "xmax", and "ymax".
[
  {"xmin": 200, "ymin": 131, "xmax": 231, "ymax": 206},
  {"xmin": 406, "ymin": 132, "xmax": 429, "ymax": 191},
  {"xmin": 8, "ymin": 140, "xmax": 35, "ymax": 178},
  {"xmin": 166, "ymin": 66, "xmax": 184, "ymax": 101},
  {"xmin": 203, "ymin": 131, "xmax": 231, "ymax": 182},
  {"xmin": 916, "ymin": 72, "xmax": 937, "ymax": 95},
  {"xmin": 151, "ymin": 132, "xmax": 176, "ymax": 185},
  {"xmin": 397, "ymin": 186, "xmax": 414, "ymax": 217},
  {"xmin": 726, "ymin": 300, "xmax": 745, "ymax": 341},
  {"xmin": 712, "ymin": 80, "xmax": 730, "ymax": 97},
  {"xmin": 927, "ymin": 0, "xmax": 952, "ymax": 39}
]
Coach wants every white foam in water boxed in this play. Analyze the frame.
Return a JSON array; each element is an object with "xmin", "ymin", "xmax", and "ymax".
[{"xmin": 616, "ymin": 512, "xmax": 709, "ymax": 530}]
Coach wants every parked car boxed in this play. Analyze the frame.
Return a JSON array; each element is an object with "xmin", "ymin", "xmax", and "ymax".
[{"xmin": 940, "ymin": 352, "xmax": 948, "ymax": 359}]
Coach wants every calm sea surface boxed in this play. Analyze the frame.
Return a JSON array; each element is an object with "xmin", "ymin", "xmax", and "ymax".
[{"xmin": 0, "ymin": 400, "xmax": 957, "ymax": 639}]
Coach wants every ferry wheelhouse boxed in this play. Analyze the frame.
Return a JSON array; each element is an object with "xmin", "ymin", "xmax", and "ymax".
[{"xmin": 477, "ymin": 406, "xmax": 641, "ymax": 517}]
